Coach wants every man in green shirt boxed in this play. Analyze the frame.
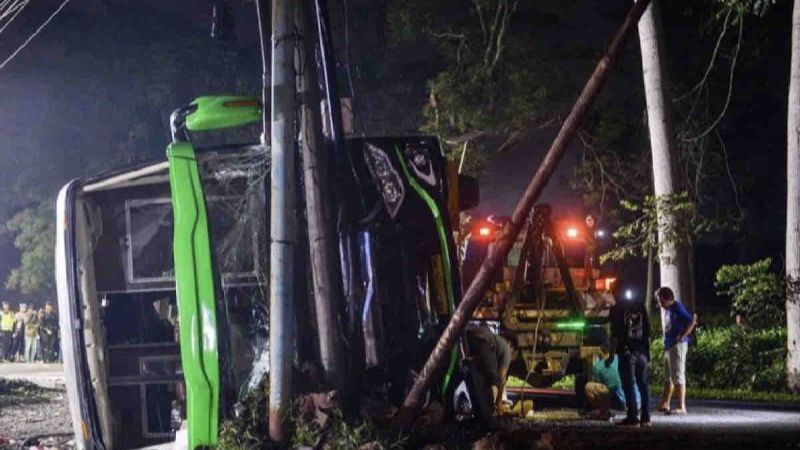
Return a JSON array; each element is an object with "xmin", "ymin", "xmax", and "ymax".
[
  {"xmin": 585, "ymin": 340, "xmax": 639, "ymax": 420},
  {"xmin": 585, "ymin": 342, "xmax": 625, "ymax": 420}
]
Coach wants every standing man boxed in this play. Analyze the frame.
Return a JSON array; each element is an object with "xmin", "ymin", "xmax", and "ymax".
[
  {"xmin": 25, "ymin": 306, "xmax": 41, "ymax": 363},
  {"xmin": 611, "ymin": 292, "xmax": 651, "ymax": 427},
  {"xmin": 656, "ymin": 287, "xmax": 697, "ymax": 415},
  {"xmin": 11, "ymin": 303, "xmax": 28, "ymax": 361},
  {"xmin": 35, "ymin": 309, "xmax": 45, "ymax": 361},
  {"xmin": 40, "ymin": 302, "xmax": 59, "ymax": 363},
  {"xmin": 0, "ymin": 302, "xmax": 14, "ymax": 361}
]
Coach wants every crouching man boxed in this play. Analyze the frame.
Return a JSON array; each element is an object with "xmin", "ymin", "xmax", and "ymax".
[
  {"xmin": 584, "ymin": 339, "xmax": 639, "ymax": 420},
  {"xmin": 465, "ymin": 323, "xmax": 513, "ymax": 414}
]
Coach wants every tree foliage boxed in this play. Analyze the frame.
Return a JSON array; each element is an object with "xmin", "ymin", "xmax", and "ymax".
[
  {"xmin": 387, "ymin": 0, "xmax": 573, "ymax": 172},
  {"xmin": 599, "ymin": 192, "xmax": 714, "ymax": 264},
  {"xmin": 715, "ymin": 258, "xmax": 786, "ymax": 327},
  {"xmin": 714, "ymin": 0, "xmax": 778, "ymax": 18},
  {"xmin": 3, "ymin": 202, "xmax": 55, "ymax": 295},
  {"xmin": 650, "ymin": 325, "xmax": 787, "ymax": 392}
]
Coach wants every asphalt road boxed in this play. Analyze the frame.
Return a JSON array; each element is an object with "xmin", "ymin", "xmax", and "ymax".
[{"xmin": 500, "ymin": 389, "xmax": 800, "ymax": 449}]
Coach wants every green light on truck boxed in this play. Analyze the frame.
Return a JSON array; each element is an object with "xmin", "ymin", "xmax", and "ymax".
[{"xmin": 554, "ymin": 319, "xmax": 587, "ymax": 331}]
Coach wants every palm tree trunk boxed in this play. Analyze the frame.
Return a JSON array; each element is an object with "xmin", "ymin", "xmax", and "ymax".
[
  {"xmin": 637, "ymin": 0, "xmax": 692, "ymax": 310},
  {"xmin": 786, "ymin": 0, "xmax": 800, "ymax": 394}
]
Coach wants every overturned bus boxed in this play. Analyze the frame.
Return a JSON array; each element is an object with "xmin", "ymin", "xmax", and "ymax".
[{"xmin": 56, "ymin": 96, "xmax": 483, "ymax": 450}]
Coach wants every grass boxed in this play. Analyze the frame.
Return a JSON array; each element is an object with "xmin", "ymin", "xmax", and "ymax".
[
  {"xmin": 507, "ymin": 375, "xmax": 575, "ymax": 391},
  {"xmin": 685, "ymin": 388, "xmax": 800, "ymax": 405},
  {"xmin": 507, "ymin": 374, "xmax": 799, "ymax": 405}
]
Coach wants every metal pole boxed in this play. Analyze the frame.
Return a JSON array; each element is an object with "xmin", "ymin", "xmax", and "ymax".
[
  {"xmin": 396, "ymin": 0, "xmax": 653, "ymax": 424},
  {"xmin": 255, "ymin": 0, "xmax": 270, "ymax": 143},
  {"xmin": 297, "ymin": 0, "xmax": 346, "ymax": 392},
  {"xmin": 269, "ymin": 0, "xmax": 297, "ymax": 442}
]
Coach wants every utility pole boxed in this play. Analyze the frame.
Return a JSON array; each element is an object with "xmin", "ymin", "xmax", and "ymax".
[
  {"xmin": 297, "ymin": 0, "xmax": 346, "ymax": 392},
  {"xmin": 268, "ymin": 0, "xmax": 297, "ymax": 442},
  {"xmin": 396, "ymin": 0, "xmax": 653, "ymax": 424}
]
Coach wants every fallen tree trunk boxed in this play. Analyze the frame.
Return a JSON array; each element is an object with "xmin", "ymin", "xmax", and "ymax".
[{"xmin": 396, "ymin": 0, "xmax": 654, "ymax": 424}]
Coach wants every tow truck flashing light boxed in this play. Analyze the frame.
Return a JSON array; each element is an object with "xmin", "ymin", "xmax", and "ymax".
[{"xmin": 565, "ymin": 226, "xmax": 580, "ymax": 239}]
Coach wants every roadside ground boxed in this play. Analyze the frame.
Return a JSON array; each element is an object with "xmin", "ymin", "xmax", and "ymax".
[{"xmin": 0, "ymin": 363, "xmax": 72, "ymax": 450}]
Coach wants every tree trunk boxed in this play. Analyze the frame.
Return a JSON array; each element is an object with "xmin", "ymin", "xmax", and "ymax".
[
  {"xmin": 637, "ymin": 0, "xmax": 692, "ymax": 311},
  {"xmin": 297, "ymin": 0, "xmax": 347, "ymax": 393},
  {"xmin": 786, "ymin": 0, "xmax": 800, "ymax": 394}
]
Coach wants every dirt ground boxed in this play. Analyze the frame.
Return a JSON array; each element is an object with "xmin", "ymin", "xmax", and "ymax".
[{"xmin": 0, "ymin": 380, "xmax": 73, "ymax": 450}]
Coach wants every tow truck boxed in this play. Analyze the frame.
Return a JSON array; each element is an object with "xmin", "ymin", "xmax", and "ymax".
[{"xmin": 462, "ymin": 205, "xmax": 616, "ymax": 393}]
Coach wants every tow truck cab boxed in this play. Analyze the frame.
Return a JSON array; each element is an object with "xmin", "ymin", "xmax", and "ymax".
[
  {"xmin": 463, "ymin": 206, "xmax": 616, "ymax": 388},
  {"xmin": 56, "ymin": 96, "xmax": 481, "ymax": 450}
]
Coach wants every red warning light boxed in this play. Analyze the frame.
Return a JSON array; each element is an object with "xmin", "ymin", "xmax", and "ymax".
[
  {"xmin": 566, "ymin": 226, "xmax": 579, "ymax": 239},
  {"xmin": 478, "ymin": 227, "xmax": 491, "ymax": 237}
]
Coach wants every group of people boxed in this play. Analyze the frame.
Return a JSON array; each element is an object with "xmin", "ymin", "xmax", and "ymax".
[
  {"xmin": 0, "ymin": 301, "xmax": 59, "ymax": 363},
  {"xmin": 585, "ymin": 286, "xmax": 697, "ymax": 427}
]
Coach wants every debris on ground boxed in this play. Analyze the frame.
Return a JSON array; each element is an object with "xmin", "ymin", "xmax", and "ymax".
[
  {"xmin": 534, "ymin": 431, "xmax": 554, "ymax": 450},
  {"xmin": 0, "ymin": 379, "xmax": 72, "ymax": 449},
  {"xmin": 471, "ymin": 432, "xmax": 507, "ymax": 450}
]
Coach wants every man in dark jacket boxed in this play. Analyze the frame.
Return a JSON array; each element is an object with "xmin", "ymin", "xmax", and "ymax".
[
  {"xmin": 39, "ymin": 302, "xmax": 59, "ymax": 363},
  {"xmin": 611, "ymin": 293, "xmax": 651, "ymax": 427}
]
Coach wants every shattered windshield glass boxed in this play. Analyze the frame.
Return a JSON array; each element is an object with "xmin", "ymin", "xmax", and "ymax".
[{"xmin": 197, "ymin": 146, "xmax": 271, "ymax": 403}]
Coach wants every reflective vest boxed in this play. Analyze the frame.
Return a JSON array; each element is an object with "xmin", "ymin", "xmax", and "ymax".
[{"xmin": 0, "ymin": 311, "xmax": 14, "ymax": 332}]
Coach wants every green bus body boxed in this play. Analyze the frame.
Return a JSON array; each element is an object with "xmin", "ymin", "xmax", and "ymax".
[{"xmin": 167, "ymin": 142, "xmax": 221, "ymax": 449}]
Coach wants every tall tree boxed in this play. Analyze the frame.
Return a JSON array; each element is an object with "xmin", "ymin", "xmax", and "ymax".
[
  {"xmin": 786, "ymin": 0, "xmax": 800, "ymax": 393},
  {"xmin": 636, "ymin": 0, "xmax": 693, "ymax": 312}
]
